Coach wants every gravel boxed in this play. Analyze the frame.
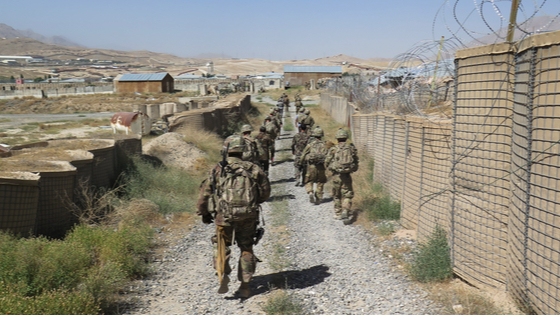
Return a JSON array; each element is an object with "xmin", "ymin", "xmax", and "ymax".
[{"xmin": 120, "ymin": 103, "xmax": 442, "ymax": 315}]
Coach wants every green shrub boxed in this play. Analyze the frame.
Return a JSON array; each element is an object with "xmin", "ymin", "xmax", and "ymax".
[
  {"xmin": 262, "ymin": 290, "xmax": 305, "ymax": 315},
  {"xmin": 123, "ymin": 158, "xmax": 200, "ymax": 214},
  {"xmin": 377, "ymin": 221, "xmax": 395, "ymax": 236},
  {"xmin": 0, "ymin": 284, "xmax": 100, "ymax": 315},
  {"xmin": 363, "ymin": 193, "xmax": 401, "ymax": 221},
  {"xmin": 408, "ymin": 225, "xmax": 452, "ymax": 283}
]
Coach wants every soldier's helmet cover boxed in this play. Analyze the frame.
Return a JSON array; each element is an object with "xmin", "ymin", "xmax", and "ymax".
[
  {"xmin": 226, "ymin": 135, "xmax": 245, "ymax": 153},
  {"xmin": 304, "ymin": 109, "xmax": 310, "ymax": 115},
  {"xmin": 311, "ymin": 126, "xmax": 324, "ymax": 137},
  {"xmin": 241, "ymin": 124, "xmax": 253, "ymax": 133},
  {"xmin": 335, "ymin": 128, "xmax": 349, "ymax": 140},
  {"xmin": 300, "ymin": 108, "xmax": 306, "ymax": 113}
]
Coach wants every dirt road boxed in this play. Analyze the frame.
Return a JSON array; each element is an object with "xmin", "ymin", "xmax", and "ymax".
[{"xmin": 121, "ymin": 105, "xmax": 441, "ymax": 314}]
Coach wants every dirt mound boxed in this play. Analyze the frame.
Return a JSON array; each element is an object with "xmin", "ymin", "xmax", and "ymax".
[{"xmin": 143, "ymin": 132, "xmax": 206, "ymax": 172}]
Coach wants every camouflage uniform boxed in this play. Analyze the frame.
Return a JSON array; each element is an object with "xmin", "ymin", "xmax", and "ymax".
[
  {"xmin": 291, "ymin": 126, "xmax": 310, "ymax": 185},
  {"xmin": 325, "ymin": 131, "xmax": 359, "ymax": 219},
  {"xmin": 256, "ymin": 128, "xmax": 274, "ymax": 175},
  {"xmin": 299, "ymin": 132, "xmax": 327, "ymax": 204},
  {"xmin": 196, "ymin": 155, "xmax": 271, "ymax": 295},
  {"xmin": 301, "ymin": 109, "xmax": 315, "ymax": 131}
]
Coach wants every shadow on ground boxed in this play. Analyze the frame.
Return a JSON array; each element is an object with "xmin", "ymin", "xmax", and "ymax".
[{"xmin": 251, "ymin": 264, "xmax": 331, "ymax": 296}]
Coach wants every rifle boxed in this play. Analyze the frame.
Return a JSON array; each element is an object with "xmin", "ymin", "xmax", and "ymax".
[{"xmin": 215, "ymin": 143, "xmax": 229, "ymax": 293}]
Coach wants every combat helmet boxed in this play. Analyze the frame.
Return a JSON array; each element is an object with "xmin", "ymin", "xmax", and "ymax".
[
  {"xmin": 304, "ymin": 109, "xmax": 310, "ymax": 115},
  {"xmin": 311, "ymin": 126, "xmax": 324, "ymax": 137},
  {"xmin": 241, "ymin": 124, "xmax": 253, "ymax": 133},
  {"xmin": 300, "ymin": 108, "xmax": 306, "ymax": 113},
  {"xmin": 335, "ymin": 128, "xmax": 349, "ymax": 140},
  {"xmin": 225, "ymin": 135, "xmax": 245, "ymax": 153}
]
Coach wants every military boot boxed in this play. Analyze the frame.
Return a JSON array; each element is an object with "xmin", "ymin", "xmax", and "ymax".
[
  {"xmin": 333, "ymin": 209, "xmax": 342, "ymax": 220},
  {"xmin": 314, "ymin": 192, "xmax": 321, "ymax": 205},
  {"xmin": 236, "ymin": 282, "xmax": 251, "ymax": 298},
  {"xmin": 217, "ymin": 274, "xmax": 230, "ymax": 294},
  {"xmin": 308, "ymin": 192, "xmax": 315, "ymax": 204}
]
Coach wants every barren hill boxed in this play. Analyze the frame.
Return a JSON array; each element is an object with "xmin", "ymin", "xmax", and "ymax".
[{"xmin": 0, "ymin": 23, "xmax": 81, "ymax": 47}]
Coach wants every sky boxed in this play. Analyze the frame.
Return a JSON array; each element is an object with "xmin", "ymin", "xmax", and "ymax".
[{"xmin": 1, "ymin": 0, "xmax": 558, "ymax": 61}]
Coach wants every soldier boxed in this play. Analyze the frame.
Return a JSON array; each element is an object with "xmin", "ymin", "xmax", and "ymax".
[
  {"xmin": 196, "ymin": 135, "xmax": 271, "ymax": 298},
  {"xmin": 301, "ymin": 109, "xmax": 315, "ymax": 131},
  {"xmin": 264, "ymin": 116, "xmax": 279, "ymax": 142},
  {"xmin": 283, "ymin": 94, "xmax": 290, "ymax": 108},
  {"xmin": 241, "ymin": 124, "xmax": 263, "ymax": 164},
  {"xmin": 292, "ymin": 124, "xmax": 310, "ymax": 186},
  {"xmin": 295, "ymin": 99, "xmax": 303, "ymax": 114},
  {"xmin": 299, "ymin": 126, "xmax": 328, "ymax": 205},
  {"xmin": 295, "ymin": 107, "xmax": 307, "ymax": 129},
  {"xmin": 326, "ymin": 128, "xmax": 359, "ymax": 220},
  {"xmin": 256, "ymin": 125, "xmax": 274, "ymax": 175}
]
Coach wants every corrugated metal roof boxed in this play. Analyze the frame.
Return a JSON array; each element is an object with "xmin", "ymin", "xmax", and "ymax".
[
  {"xmin": 283, "ymin": 65, "xmax": 342, "ymax": 73},
  {"xmin": 118, "ymin": 72, "xmax": 169, "ymax": 81}
]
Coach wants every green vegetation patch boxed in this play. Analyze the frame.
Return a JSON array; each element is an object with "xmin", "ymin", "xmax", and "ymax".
[
  {"xmin": 123, "ymin": 157, "xmax": 201, "ymax": 215},
  {"xmin": 262, "ymin": 290, "xmax": 305, "ymax": 315},
  {"xmin": 0, "ymin": 221, "xmax": 153, "ymax": 313},
  {"xmin": 408, "ymin": 225, "xmax": 452, "ymax": 283}
]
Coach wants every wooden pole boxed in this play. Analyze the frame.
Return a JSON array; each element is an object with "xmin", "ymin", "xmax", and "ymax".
[{"xmin": 507, "ymin": 0, "xmax": 520, "ymax": 42}]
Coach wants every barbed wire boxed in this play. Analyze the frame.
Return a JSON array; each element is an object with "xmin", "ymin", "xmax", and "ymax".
[{"xmin": 324, "ymin": 0, "xmax": 558, "ymax": 121}]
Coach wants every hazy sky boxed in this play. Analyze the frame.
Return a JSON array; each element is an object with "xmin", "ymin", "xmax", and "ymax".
[{"xmin": 1, "ymin": 0, "xmax": 558, "ymax": 61}]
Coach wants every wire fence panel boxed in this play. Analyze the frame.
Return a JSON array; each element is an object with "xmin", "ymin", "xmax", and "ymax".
[
  {"xmin": 417, "ymin": 121, "xmax": 452, "ymax": 241},
  {"xmin": 373, "ymin": 115, "xmax": 385, "ymax": 184},
  {"xmin": 452, "ymin": 44, "xmax": 514, "ymax": 290},
  {"xmin": 400, "ymin": 119, "xmax": 425, "ymax": 229},
  {"xmin": 525, "ymin": 38, "xmax": 560, "ymax": 315},
  {"xmin": 391, "ymin": 117, "xmax": 407, "ymax": 202},
  {"xmin": 382, "ymin": 117, "xmax": 395, "ymax": 189},
  {"xmin": 509, "ymin": 44, "xmax": 532, "ymax": 310}
]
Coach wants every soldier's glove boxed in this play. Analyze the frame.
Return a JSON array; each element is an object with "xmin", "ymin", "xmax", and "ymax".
[{"xmin": 202, "ymin": 214, "xmax": 213, "ymax": 224}]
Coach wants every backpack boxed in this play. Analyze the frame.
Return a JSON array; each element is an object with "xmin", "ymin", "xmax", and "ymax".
[
  {"xmin": 218, "ymin": 162, "xmax": 258, "ymax": 222},
  {"xmin": 265, "ymin": 121, "xmax": 278, "ymax": 139},
  {"xmin": 306, "ymin": 140, "xmax": 327, "ymax": 165},
  {"xmin": 332, "ymin": 143, "xmax": 357, "ymax": 173}
]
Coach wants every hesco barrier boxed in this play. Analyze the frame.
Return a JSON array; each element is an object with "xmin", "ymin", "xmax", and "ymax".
[
  {"xmin": 0, "ymin": 136, "xmax": 142, "ymax": 238},
  {"xmin": 325, "ymin": 30, "xmax": 560, "ymax": 315},
  {"xmin": 0, "ymin": 172, "xmax": 40, "ymax": 237}
]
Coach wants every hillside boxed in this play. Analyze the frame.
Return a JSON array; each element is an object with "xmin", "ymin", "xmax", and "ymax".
[{"xmin": 0, "ymin": 23, "xmax": 81, "ymax": 47}]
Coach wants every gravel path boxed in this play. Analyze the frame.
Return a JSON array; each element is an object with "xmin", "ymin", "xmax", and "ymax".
[{"xmin": 121, "ymin": 104, "xmax": 442, "ymax": 315}]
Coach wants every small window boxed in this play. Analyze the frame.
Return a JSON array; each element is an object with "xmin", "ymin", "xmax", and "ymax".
[{"xmin": 269, "ymin": 80, "xmax": 274, "ymax": 86}]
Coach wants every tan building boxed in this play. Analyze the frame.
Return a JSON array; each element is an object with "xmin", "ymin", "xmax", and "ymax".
[
  {"xmin": 283, "ymin": 65, "xmax": 342, "ymax": 88},
  {"xmin": 114, "ymin": 72, "xmax": 174, "ymax": 93}
]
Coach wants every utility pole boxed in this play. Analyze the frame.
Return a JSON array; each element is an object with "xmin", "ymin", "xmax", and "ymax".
[{"xmin": 506, "ymin": 0, "xmax": 520, "ymax": 42}]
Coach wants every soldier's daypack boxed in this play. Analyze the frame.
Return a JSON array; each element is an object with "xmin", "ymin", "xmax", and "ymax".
[
  {"xmin": 218, "ymin": 162, "xmax": 259, "ymax": 222},
  {"xmin": 265, "ymin": 121, "xmax": 278, "ymax": 139},
  {"xmin": 331, "ymin": 143, "xmax": 357, "ymax": 173},
  {"xmin": 306, "ymin": 140, "xmax": 327, "ymax": 165}
]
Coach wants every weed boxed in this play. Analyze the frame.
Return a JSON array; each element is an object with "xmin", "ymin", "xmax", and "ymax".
[
  {"xmin": 123, "ymin": 157, "xmax": 200, "ymax": 214},
  {"xmin": 362, "ymin": 192, "xmax": 401, "ymax": 221},
  {"xmin": 262, "ymin": 290, "xmax": 305, "ymax": 315},
  {"xmin": 377, "ymin": 221, "xmax": 395, "ymax": 236},
  {"xmin": 408, "ymin": 225, "xmax": 452, "ymax": 283}
]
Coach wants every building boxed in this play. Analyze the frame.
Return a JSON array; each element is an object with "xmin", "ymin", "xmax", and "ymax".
[
  {"xmin": 283, "ymin": 65, "xmax": 342, "ymax": 88},
  {"xmin": 114, "ymin": 72, "xmax": 174, "ymax": 93}
]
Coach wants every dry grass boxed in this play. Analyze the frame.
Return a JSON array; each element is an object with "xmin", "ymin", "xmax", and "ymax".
[{"xmin": 428, "ymin": 280, "xmax": 523, "ymax": 315}]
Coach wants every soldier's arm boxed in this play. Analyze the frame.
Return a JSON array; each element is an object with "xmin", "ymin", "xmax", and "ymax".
[
  {"xmin": 325, "ymin": 147, "xmax": 335, "ymax": 167},
  {"xmin": 196, "ymin": 177, "xmax": 212, "ymax": 217}
]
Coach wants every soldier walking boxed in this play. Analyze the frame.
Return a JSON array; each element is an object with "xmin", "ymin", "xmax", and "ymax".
[
  {"xmin": 291, "ymin": 124, "xmax": 310, "ymax": 186},
  {"xmin": 299, "ymin": 126, "xmax": 328, "ymax": 205},
  {"xmin": 326, "ymin": 129, "xmax": 359, "ymax": 220},
  {"xmin": 256, "ymin": 125, "xmax": 274, "ymax": 176},
  {"xmin": 196, "ymin": 135, "xmax": 271, "ymax": 298}
]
